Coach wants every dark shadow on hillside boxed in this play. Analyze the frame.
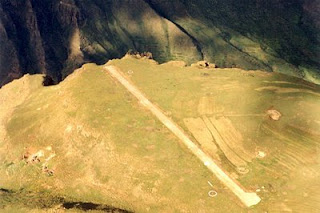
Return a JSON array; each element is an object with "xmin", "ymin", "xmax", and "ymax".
[
  {"xmin": 42, "ymin": 75, "xmax": 57, "ymax": 86},
  {"xmin": 63, "ymin": 202, "xmax": 133, "ymax": 212},
  {"xmin": 1, "ymin": 0, "xmax": 320, "ymax": 88},
  {"xmin": 0, "ymin": 187, "xmax": 133, "ymax": 212}
]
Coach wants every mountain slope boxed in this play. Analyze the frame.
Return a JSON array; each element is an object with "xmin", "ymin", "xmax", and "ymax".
[{"xmin": 0, "ymin": 0, "xmax": 319, "ymax": 86}]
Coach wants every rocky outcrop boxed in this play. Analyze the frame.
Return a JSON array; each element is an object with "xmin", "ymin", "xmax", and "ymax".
[
  {"xmin": 0, "ymin": 0, "xmax": 47, "ymax": 84},
  {"xmin": 0, "ymin": 2, "xmax": 22, "ymax": 86},
  {"xmin": 0, "ymin": 0, "xmax": 319, "ymax": 87}
]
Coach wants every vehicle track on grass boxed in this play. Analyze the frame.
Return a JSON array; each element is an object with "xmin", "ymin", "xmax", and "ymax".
[{"xmin": 104, "ymin": 65, "xmax": 261, "ymax": 207}]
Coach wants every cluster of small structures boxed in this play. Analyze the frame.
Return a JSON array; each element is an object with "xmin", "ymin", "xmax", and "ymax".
[
  {"xmin": 126, "ymin": 50, "xmax": 153, "ymax": 59},
  {"xmin": 191, "ymin": 60, "xmax": 218, "ymax": 69},
  {"xmin": 125, "ymin": 50, "xmax": 221, "ymax": 70},
  {"xmin": 22, "ymin": 148, "xmax": 55, "ymax": 176},
  {"xmin": 22, "ymin": 150, "xmax": 44, "ymax": 164}
]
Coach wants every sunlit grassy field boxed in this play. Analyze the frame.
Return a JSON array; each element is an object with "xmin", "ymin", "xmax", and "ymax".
[
  {"xmin": 1, "ymin": 57, "xmax": 319, "ymax": 212},
  {"xmin": 1, "ymin": 64, "xmax": 242, "ymax": 212},
  {"xmin": 109, "ymin": 57, "xmax": 320, "ymax": 212}
]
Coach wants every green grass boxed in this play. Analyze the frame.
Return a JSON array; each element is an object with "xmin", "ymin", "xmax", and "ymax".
[
  {"xmin": 109, "ymin": 57, "xmax": 320, "ymax": 212},
  {"xmin": 1, "ymin": 63, "xmax": 244, "ymax": 212},
  {"xmin": 1, "ymin": 58, "xmax": 319, "ymax": 212}
]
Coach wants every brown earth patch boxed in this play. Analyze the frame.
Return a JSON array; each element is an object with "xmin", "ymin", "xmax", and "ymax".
[
  {"xmin": 183, "ymin": 117, "xmax": 218, "ymax": 159},
  {"xmin": 209, "ymin": 116, "xmax": 254, "ymax": 162},
  {"xmin": 202, "ymin": 116, "xmax": 248, "ymax": 169},
  {"xmin": 255, "ymin": 86, "xmax": 320, "ymax": 97}
]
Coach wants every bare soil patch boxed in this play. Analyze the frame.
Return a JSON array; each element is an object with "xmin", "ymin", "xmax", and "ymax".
[
  {"xmin": 202, "ymin": 116, "xmax": 247, "ymax": 168},
  {"xmin": 183, "ymin": 117, "xmax": 218, "ymax": 158},
  {"xmin": 255, "ymin": 86, "xmax": 320, "ymax": 97},
  {"xmin": 209, "ymin": 116, "xmax": 254, "ymax": 162}
]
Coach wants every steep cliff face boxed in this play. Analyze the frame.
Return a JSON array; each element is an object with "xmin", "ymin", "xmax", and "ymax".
[
  {"xmin": 0, "ymin": 0, "xmax": 319, "ymax": 86},
  {"xmin": 0, "ymin": 0, "xmax": 48, "ymax": 84},
  {"xmin": 0, "ymin": 4, "xmax": 21, "ymax": 86},
  {"xmin": 146, "ymin": 0, "xmax": 320, "ymax": 80}
]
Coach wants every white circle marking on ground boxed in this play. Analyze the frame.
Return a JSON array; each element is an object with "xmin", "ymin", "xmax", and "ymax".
[{"xmin": 208, "ymin": 190, "xmax": 218, "ymax": 197}]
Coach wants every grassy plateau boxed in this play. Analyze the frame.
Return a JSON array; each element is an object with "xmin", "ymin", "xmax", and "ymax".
[{"xmin": 0, "ymin": 57, "xmax": 319, "ymax": 212}]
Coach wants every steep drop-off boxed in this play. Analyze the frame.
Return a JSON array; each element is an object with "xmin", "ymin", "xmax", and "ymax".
[{"xmin": 0, "ymin": 0, "xmax": 319, "ymax": 86}]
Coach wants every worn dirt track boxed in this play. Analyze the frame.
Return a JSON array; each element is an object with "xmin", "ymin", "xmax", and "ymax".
[{"xmin": 104, "ymin": 65, "xmax": 261, "ymax": 207}]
